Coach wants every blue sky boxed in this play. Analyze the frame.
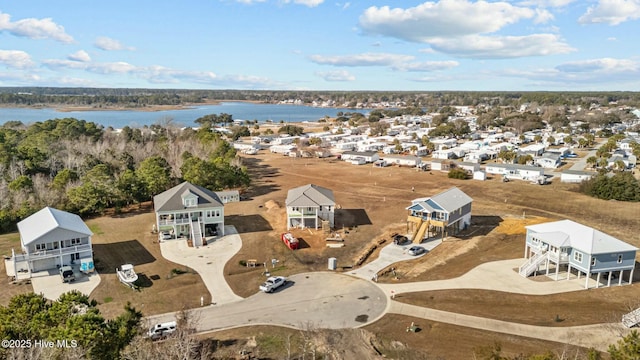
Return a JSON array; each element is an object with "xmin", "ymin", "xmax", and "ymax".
[{"xmin": 0, "ymin": 0, "xmax": 639, "ymax": 91}]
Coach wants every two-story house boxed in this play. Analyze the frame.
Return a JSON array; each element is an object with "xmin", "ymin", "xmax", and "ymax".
[
  {"xmin": 406, "ymin": 187, "xmax": 473, "ymax": 243},
  {"xmin": 154, "ymin": 182, "xmax": 225, "ymax": 247},
  {"xmin": 10, "ymin": 207, "xmax": 93, "ymax": 278},
  {"xmin": 286, "ymin": 184, "xmax": 335, "ymax": 230},
  {"xmin": 520, "ymin": 219, "xmax": 637, "ymax": 288}
]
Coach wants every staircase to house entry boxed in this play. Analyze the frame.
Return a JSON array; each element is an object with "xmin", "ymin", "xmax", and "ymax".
[
  {"xmin": 622, "ymin": 308, "xmax": 640, "ymax": 328},
  {"xmin": 519, "ymin": 251, "xmax": 548, "ymax": 277},
  {"xmin": 191, "ymin": 219, "xmax": 203, "ymax": 247}
]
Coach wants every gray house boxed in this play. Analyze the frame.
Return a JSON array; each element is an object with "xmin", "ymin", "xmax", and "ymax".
[
  {"xmin": 520, "ymin": 220, "xmax": 637, "ymax": 288},
  {"xmin": 286, "ymin": 184, "xmax": 335, "ymax": 230},
  {"xmin": 154, "ymin": 182, "xmax": 225, "ymax": 247},
  {"xmin": 10, "ymin": 207, "xmax": 93, "ymax": 278},
  {"xmin": 406, "ymin": 187, "xmax": 473, "ymax": 242}
]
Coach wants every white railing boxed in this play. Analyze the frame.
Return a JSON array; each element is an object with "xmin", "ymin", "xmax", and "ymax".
[
  {"xmin": 13, "ymin": 244, "xmax": 92, "ymax": 262},
  {"xmin": 519, "ymin": 251, "xmax": 548, "ymax": 277},
  {"xmin": 159, "ymin": 218, "xmax": 191, "ymax": 226}
]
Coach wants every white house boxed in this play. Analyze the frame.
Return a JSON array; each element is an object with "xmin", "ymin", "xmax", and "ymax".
[
  {"xmin": 215, "ymin": 190, "xmax": 240, "ymax": 203},
  {"xmin": 432, "ymin": 149, "xmax": 455, "ymax": 159},
  {"xmin": 535, "ymin": 152, "xmax": 562, "ymax": 169},
  {"xmin": 382, "ymin": 155, "xmax": 422, "ymax": 167},
  {"xmin": 10, "ymin": 207, "xmax": 94, "ymax": 277},
  {"xmin": 341, "ymin": 151, "xmax": 379, "ymax": 163},
  {"xmin": 560, "ymin": 170, "xmax": 596, "ymax": 183},
  {"xmin": 286, "ymin": 184, "xmax": 335, "ymax": 230},
  {"xmin": 485, "ymin": 163, "xmax": 545, "ymax": 180},
  {"xmin": 154, "ymin": 182, "xmax": 225, "ymax": 247},
  {"xmin": 430, "ymin": 159, "xmax": 452, "ymax": 172}
]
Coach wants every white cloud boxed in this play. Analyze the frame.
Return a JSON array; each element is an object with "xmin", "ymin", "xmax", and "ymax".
[
  {"xmin": 392, "ymin": 60, "xmax": 459, "ymax": 71},
  {"xmin": 94, "ymin": 37, "xmax": 135, "ymax": 51},
  {"xmin": 534, "ymin": 8, "xmax": 554, "ymax": 23},
  {"xmin": 0, "ymin": 50, "xmax": 35, "ymax": 68},
  {"xmin": 87, "ymin": 61, "xmax": 138, "ymax": 74},
  {"xmin": 555, "ymin": 58, "xmax": 639, "ymax": 73},
  {"xmin": 281, "ymin": 0, "xmax": 324, "ymax": 7},
  {"xmin": 517, "ymin": 0, "xmax": 576, "ymax": 7},
  {"xmin": 607, "ymin": 36, "xmax": 617, "ymax": 41},
  {"xmin": 428, "ymin": 33, "xmax": 574, "ymax": 58},
  {"xmin": 578, "ymin": 0, "xmax": 640, "ymax": 25},
  {"xmin": 315, "ymin": 70, "xmax": 356, "ymax": 81},
  {"xmin": 234, "ymin": 0, "xmax": 267, "ymax": 3},
  {"xmin": 359, "ymin": 0, "xmax": 539, "ymax": 41},
  {"xmin": 68, "ymin": 50, "xmax": 91, "ymax": 62},
  {"xmin": 0, "ymin": 11, "xmax": 74, "ymax": 43},
  {"xmin": 41, "ymin": 59, "xmax": 88, "ymax": 70},
  {"xmin": 309, "ymin": 52, "xmax": 415, "ymax": 66}
]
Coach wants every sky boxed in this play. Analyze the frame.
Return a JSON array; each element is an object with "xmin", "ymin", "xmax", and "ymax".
[{"xmin": 0, "ymin": 0, "xmax": 639, "ymax": 91}]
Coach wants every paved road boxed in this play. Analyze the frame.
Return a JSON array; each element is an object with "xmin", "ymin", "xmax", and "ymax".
[
  {"xmin": 147, "ymin": 272, "xmax": 388, "ymax": 331},
  {"xmin": 153, "ymin": 231, "xmax": 629, "ymax": 351}
]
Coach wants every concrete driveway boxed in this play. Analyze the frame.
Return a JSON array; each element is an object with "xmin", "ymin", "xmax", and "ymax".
[
  {"xmin": 147, "ymin": 272, "xmax": 388, "ymax": 332},
  {"xmin": 160, "ymin": 225, "xmax": 243, "ymax": 305},
  {"xmin": 30, "ymin": 268, "xmax": 101, "ymax": 300},
  {"xmin": 349, "ymin": 238, "xmax": 441, "ymax": 280}
]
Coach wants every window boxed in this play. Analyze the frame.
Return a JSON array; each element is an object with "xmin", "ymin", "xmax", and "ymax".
[
  {"xmin": 573, "ymin": 251, "xmax": 583, "ymax": 262},
  {"xmin": 618, "ymin": 255, "xmax": 623, "ymax": 264},
  {"xmin": 71, "ymin": 238, "xmax": 81, "ymax": 245},
  {"xmin": 319, "ymin": 206, "xmax": 323, "ymax": 211},
  {"xmin": 184, "ymin": 198, "xmax": 197, "ymax": 207},
  {"xmin": 591, "ymin": 257, "xmax": 596, "ymax": 266},
  {"xmin": 35, "ymin": 243, "xmax": 46, "ymax": 251}
]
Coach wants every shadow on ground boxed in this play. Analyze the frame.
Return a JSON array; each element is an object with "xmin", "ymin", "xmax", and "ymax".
[
  {"xmin": 242, "ymin": 157, "xmax": 281, "ymax": 198},
  {"xmin": 93, "ymin": 239, "xmax": 156, "ymax": 274},
  {"xmin": 226, "ymin": 214, "xmax": 273, "ymax": 233},
  {"xmin": 335, "ymin": 209, "xmax": 372, "ymax": 228}
]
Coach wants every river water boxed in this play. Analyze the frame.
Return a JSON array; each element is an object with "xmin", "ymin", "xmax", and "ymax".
[{"xmin": 0, "ymin": 102, "xmax": 352, "ymax": 128}]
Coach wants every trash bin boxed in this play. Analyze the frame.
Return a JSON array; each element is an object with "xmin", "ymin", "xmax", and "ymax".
[{"xmin": 328, "ymin": 257, "xmax": 337, "ymax": 271}]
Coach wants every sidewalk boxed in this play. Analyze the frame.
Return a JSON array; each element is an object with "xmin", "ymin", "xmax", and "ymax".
[
  {"xmin": 160, "ymin": 225, "xmax": 243, "ymax": 305},
  {"xmin": 388, "ymin": 301, "xmax": 623, "ymax": 352}
]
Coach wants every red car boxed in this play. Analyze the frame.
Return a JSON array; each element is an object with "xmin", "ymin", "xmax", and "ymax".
[{"xmin": 281, "ymin": 232, "xmax": 299, "ymax": 250}]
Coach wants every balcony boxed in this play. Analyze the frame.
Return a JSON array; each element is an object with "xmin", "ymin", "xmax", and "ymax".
[
  {"xmin": 288, "ymin": 211, "xmax": 317, "ymax": 217},
  {"xmin": 13, "ymin": 244, "xmax": 92, "ymax": 262},
  {"xmin": 159, "ymin": 218, "xmax": 191, "ymax": 226}
]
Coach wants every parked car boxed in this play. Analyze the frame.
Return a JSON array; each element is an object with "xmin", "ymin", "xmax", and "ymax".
[
  {"xmin": 59, "ymin": 266, "xmax": 75, "ymax": 283},
  {"xmin": 148, "ymin": 321, "xmax": 177, "ymax": 340},
  {"xmin": 407, "ymin": 246, "xmax": 426, "ymax": 256},
  {"xmin": 392, "ymin": 234, "xmax": 409, "ymax": 245},
  {"xmin": 259, "ymin": 276, "xmax": 287, "ymax": 293},
  {"xmin": 160, "ymin": 231, "xmax": 172, "ymax": 240}
]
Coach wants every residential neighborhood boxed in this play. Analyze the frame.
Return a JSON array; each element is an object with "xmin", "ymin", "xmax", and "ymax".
[{"xmin": 1, "ymin": 96, "xmax": 640, "ymax": 359}]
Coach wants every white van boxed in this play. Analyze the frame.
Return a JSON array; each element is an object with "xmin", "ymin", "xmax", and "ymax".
[{"xmin": 148, "ymin": 321, "xmax": 177, "ymax": 340}]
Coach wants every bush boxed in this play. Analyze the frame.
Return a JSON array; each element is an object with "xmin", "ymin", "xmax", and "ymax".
[{"xmin": 448, "ymin": 168, "xmax": 468, "ymax": 179}]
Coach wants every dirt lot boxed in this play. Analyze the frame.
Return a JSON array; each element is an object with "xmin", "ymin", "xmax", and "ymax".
[{"xmin": 2, "ymin": 148, "xmax": 639, "ymax": 357}]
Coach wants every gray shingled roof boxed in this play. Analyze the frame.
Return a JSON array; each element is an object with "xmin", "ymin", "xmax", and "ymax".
[
  {"xmin": 429, "ymin": 187, "xmax": 473, "ymax": 213},
  {"xmin": 286, "ymin": 184, "xmax": 335, "ymax": 207},
  {"xmin": 153, "ymin": 182, "xmax": 223, "ymax": 212}
]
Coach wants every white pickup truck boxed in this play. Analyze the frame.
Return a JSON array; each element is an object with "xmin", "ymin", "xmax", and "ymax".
[{"xmin": 259, "ymin": 276, "xmax": 286, "ymax": 293}]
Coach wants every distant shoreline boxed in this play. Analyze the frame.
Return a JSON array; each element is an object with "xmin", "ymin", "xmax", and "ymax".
[{"xmin": 0, "ymin": 99, "xmax": 267, "ymax": 113}]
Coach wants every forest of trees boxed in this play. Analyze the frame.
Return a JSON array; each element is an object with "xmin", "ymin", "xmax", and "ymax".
[
  {"xmin": 0, "ymin": 117, "xmax": 250, "ymax": 233},
  {"xmin": 2, "ymin": 87, "xmax": 640, "ymax": 109}
]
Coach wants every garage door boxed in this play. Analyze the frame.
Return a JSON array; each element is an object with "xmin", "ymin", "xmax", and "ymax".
[{"xmin": 32, "ymin": 258, "xmax": 56, "ymax": 272}]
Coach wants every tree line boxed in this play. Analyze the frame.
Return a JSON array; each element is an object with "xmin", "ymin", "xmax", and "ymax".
[
  {"xmin": 3, "ymin": 87, "xmax": 640, "ymax": 109},
  {"xmin": 0, "ymin": 117, "xmax": 250, "ymax": 233}
]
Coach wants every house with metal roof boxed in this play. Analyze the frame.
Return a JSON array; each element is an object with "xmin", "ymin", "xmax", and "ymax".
[
  {"xmin": 406, "ymin": 187, "xmax": 473, "ymax": 243},
  {"xmin": 519, "ymin": 220, "xmax": 637, "ymax": 289},
  {"xmin": 153, "ymin": 182, "xmax": 225, "ymax": 247},
  {"xmin": 8, "ymin": 207, "xmax": 93, "ymax": 278},
  {"xmin": 286, "ymin": 184, "xmax": 335, "ymax": 230}
]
